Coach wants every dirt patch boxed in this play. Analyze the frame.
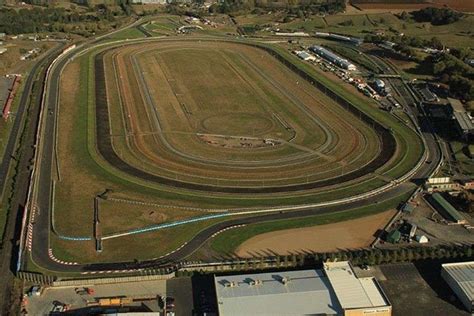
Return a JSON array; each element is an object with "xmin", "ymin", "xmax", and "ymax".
[
  {"xmin": 236, "ymin": 209, "xmax": 396, "ymax": 257},
  {"xmin": 198, "ymin": 134, "xmax": 281, "ymax": 149}
]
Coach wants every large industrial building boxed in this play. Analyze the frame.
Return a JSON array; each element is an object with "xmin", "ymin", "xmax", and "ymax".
[
  {"xmin": 310, "ymin": 45, "xmax": 357, "ymax": 71},
  {"xmin": 441, "ymin": 261, "xmax": 474, "ymax": 313},
  {"xmin": 214, "ymin": 261, "xmax": 391, "ymax": 315}
]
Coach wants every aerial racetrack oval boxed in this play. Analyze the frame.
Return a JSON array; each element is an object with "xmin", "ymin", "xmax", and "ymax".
[
  {"xmin": 89, "ymin": 39, "xmax": 401, "ymax": 194},
  {"xmin": 24, "ymin": 35, "xmax": 429, "ymax": 270}
]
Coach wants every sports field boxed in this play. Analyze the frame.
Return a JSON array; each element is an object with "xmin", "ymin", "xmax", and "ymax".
[{"xmin": 50, "ymin": 38, "xmax": 424, "ymax": 263}]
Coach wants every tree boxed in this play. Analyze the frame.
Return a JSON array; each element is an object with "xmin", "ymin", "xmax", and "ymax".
[
  {"xmin": 465, "ymin": 247, "xmax": 473, "ymax": 258},
  {"xmin": 400, "ymin": 11, "xmax": 409, "ymax": 21},
  {"xmin": 430, "ymin": 36, "xmax": 443, "ymax": 49},
  {"xmin": 291, "ymin": 254, "xmax": 297, "ymax": 266},
  {"xmin": 411, "ymin": 7, "xmax": 463, "ymax": 25},
  {"xmin": 298, "ymin": 253, "xmax": 305, "ymax": 266},
  {"xmin": 433, "ymin": 61, "xmax": 446, "ymax": 74}
]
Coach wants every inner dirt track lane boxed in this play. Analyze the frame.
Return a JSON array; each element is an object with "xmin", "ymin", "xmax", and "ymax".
[
  {"xmin": 30, "ymin": 37, "xmax": 440, "ymax": 273},
  {"xmin": 94, "ymin": 41, "xmax": 397, "ymax": 193}
]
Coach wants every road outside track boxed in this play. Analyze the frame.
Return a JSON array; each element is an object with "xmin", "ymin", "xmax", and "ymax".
[
  {"xmin": 0, "ymin": 44, "xmax": 64, "ymax": 314},
  {"xmin": 27, "ymin": 36, "xmax": 441, "ymax": 274}
]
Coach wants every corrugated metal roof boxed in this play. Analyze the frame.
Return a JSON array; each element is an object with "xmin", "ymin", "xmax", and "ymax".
[
  {"xmin": 324, "ymin": 261, "xmax": 389, "ymax": 309},
  {"xmin": 454, "ymin": 112, "xmax": 474, "ymax": 132},
  {"xmin": 442, "ymin": 262, "xmax": 474, "ymax": 300},
  {"xmin": 296, "ymin": 51, "xmax": 313, "ymax": 60},
  {"xmin": 431, "ymin": 193, "xmax": 464, "ymax": 222},
  {"xmin": 310, "ymin": 45, "xmax": 356, "ymax": 70},
  {"xmin": 359, "ymin": 278, "xmax": 388, "ymax": 307},
  {"xmin": 448, "ymin": 98, "xmax": 465, "ymax": 113},
  {"xmin": 215, "ymin": 269, "xmax": 342, "ymax": 315}
]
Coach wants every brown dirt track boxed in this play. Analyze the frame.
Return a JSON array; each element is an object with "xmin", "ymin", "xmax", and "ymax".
[
  {"xmin": 236, "ymin": 209, "xmax": 396, "ymax": 257},
  {"xmin": 104, "ymin": 41, "xmax": 383, "ymax": 187}
]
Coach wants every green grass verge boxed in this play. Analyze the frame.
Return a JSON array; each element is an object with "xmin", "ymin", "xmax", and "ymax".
[
  {"xmin": 107, "ymin": 27, "xmax": 146, "ymax": 40},
  {"xmin": 210, "ymin": 189, "xmax": 413, "ymax": 254}
]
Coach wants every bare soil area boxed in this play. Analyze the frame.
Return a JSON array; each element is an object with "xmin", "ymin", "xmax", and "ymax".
[
  {"xmin": 198, "ymin": 134, "xmax": 281, "ymax": 149},
  {"xmin": 236, "ymin": 209, "xmax": 396, "ymax": 257}
]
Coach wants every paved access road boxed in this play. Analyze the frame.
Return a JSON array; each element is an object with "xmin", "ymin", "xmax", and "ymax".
[
  {"xmin": 0, "ymin": 44, "xmax": 64, "ymax": 315},
  {"xmin": 28, "ymin": 36, "xmax": 442, "ymax": 274}
]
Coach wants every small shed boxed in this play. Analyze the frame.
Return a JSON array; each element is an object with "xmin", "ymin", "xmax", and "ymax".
[
  {"xmin": 386, "ymin": 230, "xmax": 401, "ymax": 243},
  {"xmin": 409, "ymin": 224, "xmax": 418, "ymax": 238},
  {"xmin": 415, "ymin": 235, "xmax": 429, "ymax": 243}
]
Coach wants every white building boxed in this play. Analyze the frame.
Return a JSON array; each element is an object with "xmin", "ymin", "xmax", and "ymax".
[
  {"xmin": 295, "ymin": 50, "xmax": 317, "ymax": 62},
  {"xmin": 441, "ymin": 262, "xmax": 474, "ymax": 313},
  {"xmin": 310, "ymin": 45, "xmax": 357, "ymax": 71},
  {"xmin": 415, "ymin": 235, "xmax": 429, "ymax": 243},
  {"xmin": 324, "ymin": 261, "xmax": 392, "ymax": 316},
  {"xmin": 214, "ymin": 261, "xmax": 391, "ymax": 316}
]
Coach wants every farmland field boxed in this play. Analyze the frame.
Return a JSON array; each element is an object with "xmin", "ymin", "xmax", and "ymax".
[{"xmin": 51, "ymin": 38, "xmax": 424, "ymax": 262}]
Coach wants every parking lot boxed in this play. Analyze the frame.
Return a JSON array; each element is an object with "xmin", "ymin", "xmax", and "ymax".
[
  {"xmin": 379, "ymin": 262, "xmax": 469, "ymax": 316},
  {"xmin": 167, "ymin": 277, "xmax": 194, "ymax": 316},
  {"xmin": 25, "ymin": 279, "xmax": 167, "ymax": 315}
]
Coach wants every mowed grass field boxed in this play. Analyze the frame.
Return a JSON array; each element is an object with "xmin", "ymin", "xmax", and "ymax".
[{"xmin": 50, "ymin": 37, "xmax": 423, "ymax": 263}]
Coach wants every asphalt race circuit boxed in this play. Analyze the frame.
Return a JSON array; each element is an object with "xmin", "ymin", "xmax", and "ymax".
[{"xmin": 27, "ymin": 35, "xmax": 442, "ymax": 274}]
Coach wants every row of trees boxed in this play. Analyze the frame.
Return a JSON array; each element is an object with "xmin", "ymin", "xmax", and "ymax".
[
  {"xmin": 411, "ymin": 7, "xmax": 463, "ymax": 25},
  {"xmin": 0, "ymin": 7, "xmax": 119, "ymax": 35},
  {"xmin": 433, "ymin": 53, "xmax": 474, "ymax": 101},
  {"xmin": 172, "ymin": 244, "xmax": 474, "ymax": 276},
  {"xmin": 210, "ymin": 0, "xmax": 345, "ymax": 15}
]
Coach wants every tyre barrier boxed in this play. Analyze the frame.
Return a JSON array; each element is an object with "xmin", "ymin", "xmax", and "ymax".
[{"xmin": 93, "ymin": 40, "xmax": 399, "ymax": 194}]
